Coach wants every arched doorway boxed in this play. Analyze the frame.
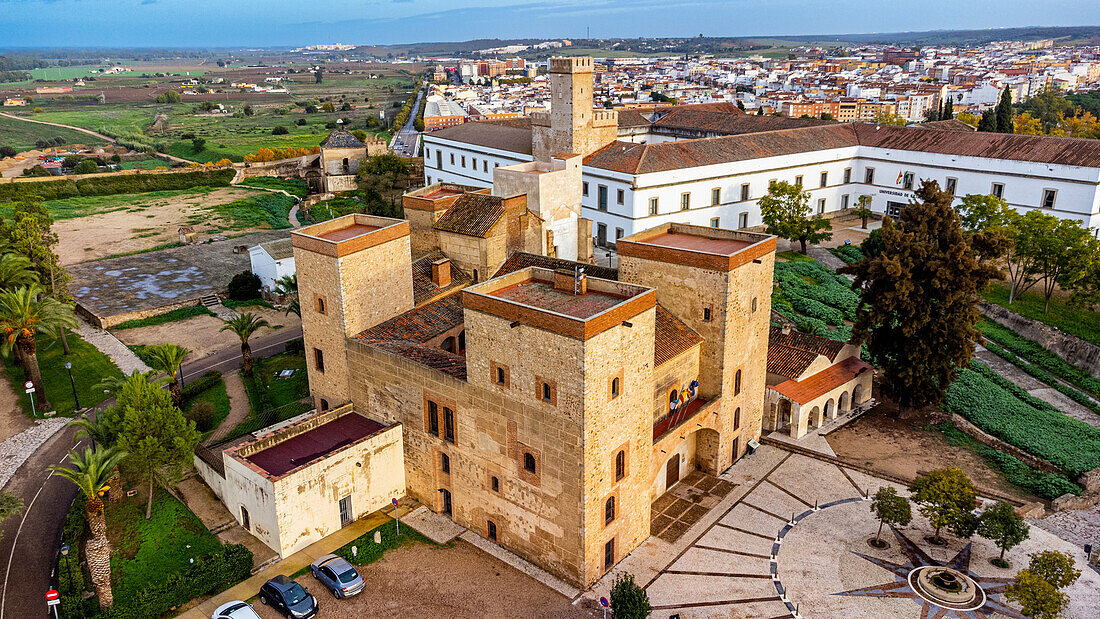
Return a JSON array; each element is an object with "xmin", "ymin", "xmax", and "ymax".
[
  {"xmin": 808, "ymin": 406, "xmax": 821, "ymax": 429},
  {"xmin": 304, "ymin": 171, "xmax": 322, "ymax": 193},
  {"xmin": 694, "ymin": 428, "xmax": 721, "ymax": 474},
  {"xmin": 240, "ymin": 506, "xmax": 251, "ymax": 531},
  {"xmin": 440, "ymin": 336, "xmax": 456, "ymax": 353},
  {"xmin": 824, "ymin": 398, "xmax": 835, "ymax": 421},
  {"xmin": 839, "ymin": 391, "xmax": 850, "ymax": 413},
  {"xmin": 853, "ymin": 384, "xmax": 865, "ymax": 406}
]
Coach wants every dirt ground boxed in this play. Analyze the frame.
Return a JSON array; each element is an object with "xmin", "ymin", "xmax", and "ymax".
[
  {"xmin": 114, "ymin": 307, "xmax": 299, "ymax": 361},
  {"xmin": 250, "ymin": 540, "xmax": 591, "ymax": 619},
  {"xmin": 820, "ymin": 212, "xmax": 877, "ymax": 248},
  {"xmin": 0, "ymin": 379, "xmax": 33, "ymax": 443},
  {"xmin": 825, "ymin": 402, "xmax": 1036, "ymax": 504},
  {"xmin": 55, "ymin": 187, "xmax": 276, "ymax": 265}
]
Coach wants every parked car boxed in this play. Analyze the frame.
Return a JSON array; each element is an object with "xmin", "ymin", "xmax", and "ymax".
[
  {"xmin": 212, "ymin": 601, "xmax": 262, "ymax": 619},
  {"xmin": 258, "ymin": 575, "xmax": 318, "ymax": 618},
  {"xmin": 310, "ymin": 553, "xmax": 365, "ymax": 598}
]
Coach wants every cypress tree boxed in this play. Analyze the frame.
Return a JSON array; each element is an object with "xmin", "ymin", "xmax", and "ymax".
[
  {"xmin": 996, "ymin": 87, "xmax": 1014, "ymax": 133},
  {"xmin": 942, "ymin": 98, "xmax": 954, "ymax": 120},
  {"xmin": 978, "ymin": 109, "xmax": 997, "ymax": 132}
]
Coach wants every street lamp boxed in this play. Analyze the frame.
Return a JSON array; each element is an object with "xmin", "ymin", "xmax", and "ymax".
[
  {"xmin": 64, "ymin": 362, "xmax": 81, "ymax": 411},
  {"xmin": 59, "ymin": 543, "xmax": 76, "ymax": 614}
]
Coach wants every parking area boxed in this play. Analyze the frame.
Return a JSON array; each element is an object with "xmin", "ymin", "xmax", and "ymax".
[{"xmin": 247, "ymin": 539, "xmax": 590, "ymax": 619}]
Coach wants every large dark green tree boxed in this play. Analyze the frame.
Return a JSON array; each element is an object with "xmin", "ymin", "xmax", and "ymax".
[
  {"xmin": 978, "ymin": 109, "xmax": 997, "ymax": 132},
  {"xmin": 840, "ymin": 181, "xmax": 1003, "ymax": 414},
  {"xmin": 997, "ymin": 87, "xmax": 1014, "ymax": 133},
  {"xmin": 942, "ymin": 97, "xmax": 954, "ymax": 120}
]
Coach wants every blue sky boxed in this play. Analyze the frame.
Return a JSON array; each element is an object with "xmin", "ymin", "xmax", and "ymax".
[{"xmin": 0, "ymin": 0, "xmax": 1094, "ymax": 48}]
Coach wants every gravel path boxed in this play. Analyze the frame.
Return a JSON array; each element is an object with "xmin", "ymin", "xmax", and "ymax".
[
  {"xmin": 0, "ymin": 417, "xmax": 70, "ymax": 490},
  {"xmin": 1032, "ymin": 509, "xmax": 1100, "ymax": 549},
  {"xmin": 74, "ymin": 320, "xmax": 151, "ymax": 375}
]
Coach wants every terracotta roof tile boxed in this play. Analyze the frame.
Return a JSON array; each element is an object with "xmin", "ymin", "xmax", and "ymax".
[
  {"xmin": 772, "ymin": 356, "xmax": 872, "ymax": 404},
  {"xmin": 411, "ymin": 250, "xmax": 470, "ymax": 305},
  {"xmin": 356, "ymin": 294, "xmax": 464, "ymax": 343},
  {"xmin": 362, "ymin": 339, "xmax": 467, "ymax": 380},
  {"xmin": 767, "ymin": 343, "xmax": 822, "ymax": 379},
  {"xmin": 652, "ymin": 108, "xmax": 826, "ymax": 135},
  {"xmin": 430, "ymin": 122, "xmax": 532, "ymax": 155},
  {"xmin": 433, "ymin": 193, "xmax": 505, "ymax": 238},
  {"xmin": 493, "ymin": 251, "xmax": 619, "ymax": 281},
  {"xmin": 769, "ymin": 326, "xmax": 847, "ymax": 360},
  {"xmin": 654, "ymin": 304, "xmax": 703, "ymax": 367}
]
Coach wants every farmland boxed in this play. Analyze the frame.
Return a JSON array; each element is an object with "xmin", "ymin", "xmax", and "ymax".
[{"xmin": 0, "ymin": 113, "xmax": 107, "ymax": 151}]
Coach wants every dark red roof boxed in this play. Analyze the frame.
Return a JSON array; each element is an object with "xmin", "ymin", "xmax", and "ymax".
[
  {"xmin": 357, "ymin": 294, "xmax": 464, "ymax": 343},
  {"xmin": 655, "ymin": 305, "xmax": 702, "ymax": 366},
  {"xmin": 245, "ymin": 413, "xmax": 385, "ymax": 477}
]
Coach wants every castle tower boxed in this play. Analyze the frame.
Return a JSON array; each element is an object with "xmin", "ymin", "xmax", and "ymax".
[
  {"xmin": 462, "ymin": 267, "xmax": 656, "ymax": 586},
  {"xmin": 292, "ymin": 214, "xmax": 414, "ymax": 411},
  {"xmin": 618, "ymin": 223, "xmax": 776, "ymax": 467},
  {"xmin": 532, "ymin": 57, "xmax": 617, "ymax": 162}
]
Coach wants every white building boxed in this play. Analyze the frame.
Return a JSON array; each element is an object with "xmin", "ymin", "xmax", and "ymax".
[
  {"xmin": 424, "ymin": 59, "xmax": 1100, "ymax": 246},
  {"xmin": 249, "ymin": 238, "xmax": 296, "ymax": 292}
]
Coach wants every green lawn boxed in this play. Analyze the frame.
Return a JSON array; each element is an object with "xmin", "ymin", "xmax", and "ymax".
[
  {"xmin": 776, "ymin": 250, "xmax": 815, "ymax": 263},
  {"xmin": 113, "ymin": 304, "xmax": 215, "ymax": 330},
  {"xmin": 229, "ymin": 349, "xmax": 310, "ymax": 439},
  {"xmin": 984, "ymin": 281, "xmax": 1100, "ymax": 346},
  {"xmin": 0, "ymin": 115, "xmax": 108, "ymax": 152},
  {"xmin": 1, "ymin": 329, "xmax": 123, "ymax": 417},
  {"xmin": 18, "ymin": 105, "xmax": 161, "ymax": 137},
  {"xmin": 183, "ymin": 375, "xmax": 232, "ymax": 435},
  {"xmin": 236, "ymin": 176, "xmax": 309, "ymax": 198},
  {"xmin": 107, "ymin": 489, "xmax": 222, "ymax": 608},
  {"xmin": 165, "ymin": 132, "xmax": 329, "ymax": 163},
  {"xmin": 31, "ymin": 186, "xmax": 221, "ymax": 220}
]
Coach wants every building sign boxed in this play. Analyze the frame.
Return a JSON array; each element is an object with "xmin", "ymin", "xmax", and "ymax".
[{"xmin": 879, "ymin": 189, "xmax": 910, "ymax": 198}]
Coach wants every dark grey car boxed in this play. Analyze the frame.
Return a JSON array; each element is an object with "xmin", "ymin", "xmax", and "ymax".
[
  {"xmin": 259, "ymin": 575, "xmax": 317, "ymax": 618},
  {"xmin": 310, "ymin": 554, "xmax": 364, "ymax": 599}
]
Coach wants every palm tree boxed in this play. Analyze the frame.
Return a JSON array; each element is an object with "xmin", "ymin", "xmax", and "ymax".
[
  {"xmin": 0, "ymin": 285, "xmax": 78, "ymax": 411},
  {"xmin": 143, "ymin": 343, "xmax": 191, "ymax": 406},
  {"xmin": 50, "ymin": 446, "xmax": 128, "ymax": 609},
  {"xmin": 71, "ymin": 416, "xmax": 115, "ymax": 449},
  {"xmin": 0, "ymin": 253, "xmax": 39, "ymax": 290},
  {"xmin": 275, "ymin": 275, "xmax": 300, "ymax": 318},
  {"xmin": 220, "ymin": 313, "xmax": 269, "ymax": 377},
  {"xmin": 93, "ymin": 368, "xmax": 161, "ymax": 397}
]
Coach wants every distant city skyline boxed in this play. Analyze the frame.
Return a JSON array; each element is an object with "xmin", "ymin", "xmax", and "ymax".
[{"xmin": 0, "ymin": 0, "xmax": 1096, "ymax": 48}]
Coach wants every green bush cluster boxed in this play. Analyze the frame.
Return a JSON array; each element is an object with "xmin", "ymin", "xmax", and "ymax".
[
  {"xmin": 936, "ymin": 423, "xmax": 1080, "ymax": 500},
  {"xmin": 0, "ymin": 169, "xmax": 233, "ymax": 203},
  {"xmin": 981, "ymin": 339, "xmax": 1100, "ymax": 416},
  {"xmin": 977, "ymin": 319, "xmax": 1100, "ymax": 397},
  {"xmin": 774, "ymin": 260, "xmax": 859, "ymax": 318},
  {"xmin": 58, "ymin": 503, "xmax": 97, "ymax": 619},
  {"xmin": 113, "ymin": 304, "xmax": 215, "ymax": 330},
  {"xmin": 829, "ymin": 244, "xmax": 865, "ymax": 264},
  {"xmin": 944, "ymin": 361, "xmax": 1100, "ymax": 477},
  {"xmin": 180, "ymin": 370, "xmax": 222, "ymax": 400},
  {"xmin": 334, "ymin": 519, "xmax": 431, "ymax": 567},
  {"xmin": 209, "ymin": 193, "xmax": 294, "ymax": 230},
  {"xmin": 790, "ymin": 295, "xmax": 846, "ymax": 325},
  {"xmin": 103, "ymin": 544, "xmax": 252, "ymax": 619}
]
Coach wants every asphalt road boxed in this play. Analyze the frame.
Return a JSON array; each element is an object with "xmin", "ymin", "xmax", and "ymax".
[
  {"xmin": 0, "ymin": 323, "xmax": 302, "ymax": 617},
  {"xmin": 392, "ymin": 86, "xmax": 425, "ymax": 158}
]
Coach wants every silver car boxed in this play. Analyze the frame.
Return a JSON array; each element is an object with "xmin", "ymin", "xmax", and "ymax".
[
  {"xmin": 310, "ymin": 554, "xmax": 364, "ymax": 599},
  {"xmin": 212, "ymin": 601, "xmax": 262, "ymax": 619}
]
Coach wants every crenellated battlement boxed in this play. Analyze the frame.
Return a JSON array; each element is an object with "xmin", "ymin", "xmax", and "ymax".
[{"xmin": 549, "ymin": 56, "xmax": 593, "ymax": 74}]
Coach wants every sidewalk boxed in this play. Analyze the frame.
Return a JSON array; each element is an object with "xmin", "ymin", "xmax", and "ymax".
[{"xmin": 181, "ymin": 503, "xmax": 413, "ymax": 619}]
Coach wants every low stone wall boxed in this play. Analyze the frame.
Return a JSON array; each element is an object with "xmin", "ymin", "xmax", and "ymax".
[
  {"xmin": 80, "ymin": 295, "xmax": 204, "ymax": 330},
  {"xmin": 981, "ymin": 302, "xmax": 1100, "ymax": 380},
  {"xmin": 949, "ymin": 412, "xmax": 1062, "ymax": 474}
]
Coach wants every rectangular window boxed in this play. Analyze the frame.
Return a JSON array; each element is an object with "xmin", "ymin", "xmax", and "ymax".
[
  {"xmin": 903, "ymin": 172, "xmax": 914, "ymax": 190},
  {"xmin": 471, "ymin": 157, "xmax": 476, "ymax": 170},
  {"xmin": 711, "ymin": 187, "xmax": 721, "ymax": 205},
  {"xmin": 450, "ymin": 153, "xmax": 455, "ymax": 165},
  {"xmin": 991, "ymin": 183, "xmax": 1004, "ymax": 199},
  {"xmin": 703, "ymin": 307, "xmax": 712, "ymax": 322},
  {"xmin": 794, "ymin": 175, "xmax": 803, "ymax": 187},
  {"xmin": 841, "ymin": 194, "xmax": 850, "ymax": 209},
  {"xmin": 617, "ymin": 188, "xmax": 624, "ymax": 205},
  {"xmin": 865, "ymin": 168, "xmax": 875, "ymax": 184},
  {"xmin": 582, "ymin": 182, "xmax": 589, "ymax": 197},
  {"xmin": 313, "ymin": 348, "xmax": 324, "ymax": 373},
  {"xmin": 738, "ymin": 212, "xmax": 748, "ymax": 228},
  {"xmin": 615, "ymin": 228, "xmax": 624, "ymax": 241},
  {"xmin": 820, "ymin": 171, "xmax": 828, "ymax": 188},
  {"xmin": 598, "ymin": 185, "xmax": 608, "ymax": 211},
  {"xmin": 491, "ymin": 475, "xmax": 499, "ymax": 492},
  {"xmin": 496, "ymin": 367, "xmax": 505, "ymax": 385},
  {"xmin": 426, "ymin": 176, "xmax": 431, "ymax": 185},
  {"xmin": 487, "ymin": 520, "xmax": 497, "ymax": 541},
  {"xmin": 648, "ymin": 197, "xmax": 658, "ymax": 215},
  {"xmin": 740, "ymin": 183, "xmax": 750, "ymax": 201},
  {"xmin": 680, "ymin": 192, "xmax": 690, "ymax": 210},
  {"xmin": 461, "ymin": 155, "xmax": 466, "ymax": 167},
  {"xmin": 443, "ymin": 407, "xmax": 455, "ymax": 443},
  {"xmin": 710, "ymin": 217, "xmax": 720, "ymax": 228},
  {"xmin": 604, "ymin": 539, "xmax": 615, "ymax": 571},
  {"xmin": 818, "ymin": 198, "xmax": 826, "ymax": 214},
  {"xmin": 946, "ymin": 177, "xmax": 958, "ymax": 195},
  {"xmin": 483, "ymin": 160, "xmax": 488, "ymax": 173},
  {"xmin": 1042, "ymin": 189, "xmax": 1057, "ymax": 209},
  {"xmin": 843, "ymin": 167, "xmax": 852, "ymax": 184},
  {"xmin": 428, "ymin": 401, "xmax": 439, "ymax": 436},
  {"xmin": 441, "ymin": 452, "xmax": 450, "ymax": 474}
]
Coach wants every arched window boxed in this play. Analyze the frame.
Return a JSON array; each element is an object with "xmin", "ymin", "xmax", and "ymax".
[
  {"xmin": 734, "ymin": 407, "xmax": 741, "ymax": 429},
  {"xmin": 615, "ymin": 450, "xmax": 625, "ymax": 481},
  {"xmin": 441, "ymin": 337, "xmax": 456, "ymax": 353},
  {"xmin": 473, "ymin": 269, "xmax": 479, "ymax": 283},
  {"xmin": 441, "ymin": 452, "xmax": 450, "ymax": 474},
  {"xmin": 669, "ymin": 390, "xmax": 678, "ymax": 406},
  {"xmin": 458, "ymin": 330, "xmax": 466, "ymax": 352},
  {"xmin": 542, "ymin": 382, "xmax": 551, "ymax": 402},
  {"xmin": 734, "ymin": 370, "xmax": 742, "ymax": 395},
  {"xmin": 611, "ymin": 377, "xmax": 620, "ymax": 398},
  {"xmin": 605, "ymin": 496, "xmax": 615, "ymax": 524},
  {"xmin": 497, "ymin": 367, "xmax": 506, "ymax": 385},
  {"xmin": 523, "ymin": 452, "xmax": 536, "ymax": 474},
  {"xmin": 751, "ymin": 297, "xmax": 758, "ymax": 312}
]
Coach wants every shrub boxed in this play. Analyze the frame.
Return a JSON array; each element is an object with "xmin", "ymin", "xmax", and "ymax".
[
  {"xmin": 610, "ymin": 573, "xmax": 651, "ymax": 619},
  {"xmin": 73, "ymin": 160, "xmax": 98, "ymax": 174},
  {"xmin": 296, "ymin": 118, "xmax": 307, "ymax": 126},
  {"xmin": 0, "ymin": 146, "xmax": 16, "ymax": 158},
  {"xmin": 181, "ymin": 370, "xmax": 223, "ymax": 400},
  {"xmin": 831, "ymin": 244, "xmax": 864, "ymax": 264},
  {"xmin": 790, "ymin": 296, "xmax": 846, "ymax": 325},
  {"xmin": 227, "ymin": 271, "xmax": 262, "ymax": 301},
  {"xmin": 271, "ymin": 126, "xmax": 289, "ymax": 135},
  {"xmin": 187, "ymin": 401, "xmax": 216, "ymax": 432}
]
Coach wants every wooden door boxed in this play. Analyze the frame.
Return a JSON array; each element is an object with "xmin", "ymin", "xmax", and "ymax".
[{"xmin": 666, "ymin": 454, "xmax": 680, "ymax": 489}]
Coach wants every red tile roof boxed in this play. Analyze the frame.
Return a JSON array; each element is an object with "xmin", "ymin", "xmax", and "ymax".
[
  {"xmin": 772, "ymin": 356, "xmax": 872, "ymax": 405},
  {"xmin": 655, "ymin": 304, "xmax": 703, "ymax": 367},
  {"xmin": 493, "ymin": 251, "xmax": 619, "ymax": 281},
  {"xmin": 430, "ymin": 122, "xmax": 533, "ymax": 155},
  {"xmin": 433, "ymin": 193, "xmax": 505, "ymax": 238},
  {"xmin": 357, "ymin": 294, "xmax": 464, "ymax": 343},
  {"xmin": 412, "ymin": 250, "xmax": 470, "ymax": 305}
]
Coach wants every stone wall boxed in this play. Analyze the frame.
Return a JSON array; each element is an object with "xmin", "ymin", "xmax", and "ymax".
[{"xmin": 981, "ymin": 302, "xmax": 1100, "ymax": 379}]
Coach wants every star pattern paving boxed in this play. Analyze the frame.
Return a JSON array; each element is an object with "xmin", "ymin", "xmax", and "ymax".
[{"xmin": 834, "ymin": 527, "xmax": 1025, "ymax": 619}]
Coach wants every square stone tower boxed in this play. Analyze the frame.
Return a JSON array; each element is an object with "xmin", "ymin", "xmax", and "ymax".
[
  {"xmin": 618, "ymin": 224, "xmax": 776, "ymax": 466},
  {"xmin": 532, "ymin": 57, "xmax": 617, "ymax": 162},
  {"xmin": 462, "ymin": 267, "xmax": 656, "ymax": 586},
  {"xmin": 292, "ymin": 214, "xmax": 414, "ymax": 410}
]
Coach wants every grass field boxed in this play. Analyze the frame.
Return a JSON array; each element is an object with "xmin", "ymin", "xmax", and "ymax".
[
  {"xmin": 29, "ymin": 186, "xmax": 222, "ymax": 220},
  {"xmin": 0, "ymin": 114, "xmax": 108, "ymax": 152},
  {"xmin": 18, "ymin": 104, "xmax": 160, "ymax": 136},
  {"xmin": 984, "ymin": 281, "xmax": 1100, "ymax": 346},
  {"xmin": 1, "ymin": 329, "xmax": 123, "ymax": 417}
]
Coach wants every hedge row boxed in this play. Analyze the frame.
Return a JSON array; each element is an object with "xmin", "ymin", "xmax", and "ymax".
[
  {"xmin": 0, "ymin": 169, "xmax": 235, "ymax": 203},
  {"xmin": 977, "ymin": 319, "xmax": 1100, "ymax": 397},
  {"xmin": 181, "ymin": 370, "xmax": 222, "ymax": 401},
  {"xmin": 103, "ymin": 544, "xmax": 252, "ymax": 619},
  {"xmin": 790, "ymin": 295, "xmax": 846, "ymax": 325},
  {"xmin": 944, "ymin": 361, "xmax": 1100, "ymax": 477},
  {"xmin": 936, "ymin": 423, "xmax": 1081, "ymax": 500},
  {"xmin": 981, "ymin": 339, "xmax": 1100, "ymax": 417}
]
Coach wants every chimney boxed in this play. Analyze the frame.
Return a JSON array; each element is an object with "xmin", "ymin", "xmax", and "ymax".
[
  {"xmin": 431, "ymin": 259, "xmax": 451, "ymax": 288},
  {"xmin": 781, "ymin": 325, "xmax": 792, "ymax": 336},
  {"xmin": 553, "ymin": 268, "xmax": 586, "ymax": 295}
]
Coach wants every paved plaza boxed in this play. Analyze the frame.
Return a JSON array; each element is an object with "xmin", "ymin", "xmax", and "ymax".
[{"xmin": 582, "ymin": 444, "xmax": 1100, "ymax": 618}]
